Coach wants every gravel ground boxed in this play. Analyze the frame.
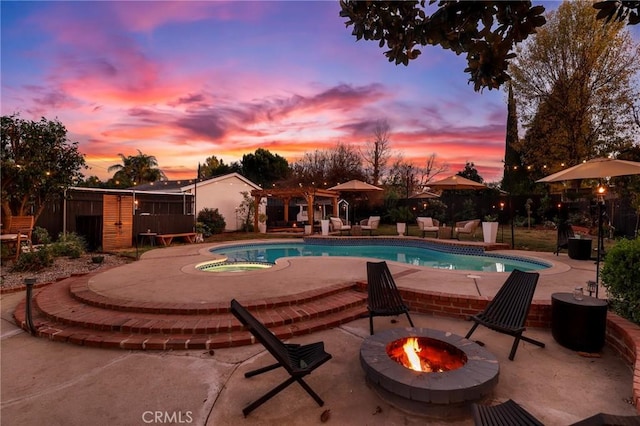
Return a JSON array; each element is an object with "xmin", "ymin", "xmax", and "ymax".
[{"xmin": 0, "ymin": 254, "xmax": 132, "ymax": 291}]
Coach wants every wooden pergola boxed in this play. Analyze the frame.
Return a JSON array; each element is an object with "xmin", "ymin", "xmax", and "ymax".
[{"xmin": 250, "ymin": 187, "xmax": 340, "ymax": 231}]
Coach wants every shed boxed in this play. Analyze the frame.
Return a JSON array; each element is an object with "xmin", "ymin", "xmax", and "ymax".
[{"xmin": 36, "ymin": 187, "xmax": 194, "ymax": 251}]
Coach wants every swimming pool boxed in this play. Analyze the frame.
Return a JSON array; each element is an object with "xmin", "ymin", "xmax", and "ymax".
[{"xmin": 208, "ymin": 239, "xmax": 550, "ymax": 272}]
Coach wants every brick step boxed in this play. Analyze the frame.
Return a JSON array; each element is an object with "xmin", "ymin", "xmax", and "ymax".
[
  {"xmin": 32, "ymin": 278, "xmax": 368, "ymax": 335},
  {"xmin": 13, "ymin": 298, "xmax": 368, "ymax": 350},
  {"xmin": 68, "ymin": 274, "xmax": 357, "ymax": 314}
]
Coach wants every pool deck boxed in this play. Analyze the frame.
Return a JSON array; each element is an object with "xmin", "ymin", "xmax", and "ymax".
[{"xmin": 2, "ymin": 237, "xmax": 640, "ymax": 425}]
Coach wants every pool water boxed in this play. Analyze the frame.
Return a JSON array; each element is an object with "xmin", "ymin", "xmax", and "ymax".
[{"xmin": 209, "ymin": 241, "xmax": 549, "ymax": 272}]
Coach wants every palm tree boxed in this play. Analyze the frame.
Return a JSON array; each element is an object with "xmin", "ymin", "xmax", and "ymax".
[{"xmin": 108, "ymin": 150, "xmax": 166, "ymax": 186}]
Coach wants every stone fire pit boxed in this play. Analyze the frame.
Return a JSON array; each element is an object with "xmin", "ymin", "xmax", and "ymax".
[{"xmin": 360, "ymin": 327, "xmax": 499, "ymax": 418}]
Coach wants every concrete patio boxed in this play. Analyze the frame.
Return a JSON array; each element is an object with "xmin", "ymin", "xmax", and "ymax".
[{"xmin": 1, "ymin": 240, "xmax": 639, "ymax": 425}]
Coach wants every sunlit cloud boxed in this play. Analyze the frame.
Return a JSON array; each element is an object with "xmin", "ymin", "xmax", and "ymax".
[{"xmin": 0, "ymin": 1, "xmax": 543, "ymax": 185}]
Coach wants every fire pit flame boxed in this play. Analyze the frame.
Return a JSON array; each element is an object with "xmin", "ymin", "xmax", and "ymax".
[
  {"xmin": 387, "ymin": 336, "xmax": 467, "ymax": 373},
  {"xmin": 404, "ymin": 337, "xmax": 423, "ymax": 372}
]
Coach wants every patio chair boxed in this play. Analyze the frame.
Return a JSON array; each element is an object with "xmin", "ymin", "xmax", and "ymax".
[
  {"xmin": 1, "ymin": 215, "xmax": 34, "ymax": 261},
  {"xmin": 229, "ymin": 299, "xmax": 332, "ymax": 417},
  {"xmin": 454, "ymin": 219, "xmax": 480, "ymax": 240},
  {"xmin": 366, "ymin": 261, "xmax": 414, "ymax": 335},
  {"xmin": 472, "ymin": 399, "xmax": 543, "ymax": 426},
  {"xmin": 360, "ymin": 216, "xmax": 380, "ymax": 235},
  {"xmin": 329, "ymin": 216, "xmax": 351, "ymax": 235},
  {"xmin": 417, "ymin": 217, "xmax": 439, "ymax": 238},
  {"xmin": 569, "ymin": 413, "xmax": 640, "ymax": 425},
  {"xmin": 555, "ymin": 221, "xmax": 575, "ymax": 255},
  {"xmin": 465, "ymin": 269, "xmax": 545, "ymax": 360}
]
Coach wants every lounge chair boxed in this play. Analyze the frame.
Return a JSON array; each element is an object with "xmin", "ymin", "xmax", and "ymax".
[
  {"xmin": 465, "ymin": 269, "xmax": 545, "ymax": 360},
  {"xmin": 329, "ymin": 216, "xmax": 351, "ymax": 235},
  {"xmin": 555, "ymin": 221, "xmax": 575, "ymax": 255},
  {"xmin": 229, "ymin": 299, "xmax": 332, "ymax": 417},
  {"xmin": 454, "ymin": 219, "xmax": 480, "ymax": 240},
  {"xmin": 417, "ymin": 217, "xmax": 439, "ymax": 238},
  {"xmin": 360, "ymin": 216, "xmax": 380, "ymax": 235},
  {"xmin": 366, "ymin": 261, "xmax": 414, "ymax": 334}
]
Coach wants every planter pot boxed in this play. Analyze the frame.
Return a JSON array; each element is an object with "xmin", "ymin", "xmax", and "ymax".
[
  {"xmin": 258, "ymin": 223, "xmax": 267, "ymax": 234},
  {"xmin": 321, "ymin": 220, "xmax": 330, "ymax": 236},
  {"xmin": 396, "ymin": 222, "xmax": 406, "ymax": 236},
  {"xmin": 482, "ymin": 222, "xmax": 499, "ymax": 243}
]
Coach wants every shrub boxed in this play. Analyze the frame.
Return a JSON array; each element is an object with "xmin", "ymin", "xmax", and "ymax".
[
  {"xmin": 51, "ymin": 232, "xmax": 86, "ymax": 258},
  {"xmin": 12, "ymin": 247, "xmax": 54, "ymax": 272},
  {"xmin": 197, "ymin": 208, "xmax": 226, "ymax": 235},
  {"xmin": 32, "ymin": 226, "xmax": 51, "ymax": 245},
  {"xmin": 601, "ymin": 238, "xmax": 640, "ymax": 325}
]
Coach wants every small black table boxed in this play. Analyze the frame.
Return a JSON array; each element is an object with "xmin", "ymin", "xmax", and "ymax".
[
  {"xmin": 567, "ymin": 237, "xmax": 592, "ymax": 260},
  {"xmin": 138, "ymin": 232, "xmax": 157, "ymax": 246},
  {"xmin": 551, "ymin": 292, "xmax": 607, "ymax": 352}
]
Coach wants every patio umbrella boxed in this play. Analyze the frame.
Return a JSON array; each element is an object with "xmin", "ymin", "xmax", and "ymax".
[
  {"xmin": 409, "ymin": 191, "xmax": 440, "ymax": 199},
  {"xmin": 427, "ymin": 175, "xmax": 487, "ymax": 191},
  {"xmin": 427, "ymin": 175, "xmax": 487, "ymax": 224},
  {"xmin": 536, "ymin": 158, "xmax": 640, "ymax": 183},
  {"xmin": 537, "ymin": 158, "xmax": 640, "ymax": 297},
  {"xmin": 328, "ymin": 179, "xmax": 383, "ymax": 192},
  {"xmin": 328, "ymin": 180, "xmax": 382, "ymax": 223}
]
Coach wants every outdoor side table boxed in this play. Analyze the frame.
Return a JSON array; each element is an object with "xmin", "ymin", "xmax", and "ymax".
[
  {"xmin": 438, "ymin": 226, "xmax": 452, "ymax": 239},
  {"xmin": 351, "ymin": 225, "xmax": 362, "ymax": 236},
  {"xmin": 138, "ymin": 232, "xmax": 157, "ymax": 246},
  {"xmin": 567, "ymin": 237, "xmax": 592, "ymax": 260},
  {"xmin": 551, "ymin": 292, "xmax": 607, "ymax": 353}
]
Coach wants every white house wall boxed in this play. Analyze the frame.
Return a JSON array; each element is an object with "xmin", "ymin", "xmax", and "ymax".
[{"xmin": 192, "ymin": 175, "xmax": 261, "ymax": 231}]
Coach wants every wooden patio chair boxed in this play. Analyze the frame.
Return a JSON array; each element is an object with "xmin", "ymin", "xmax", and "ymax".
[
  {"xmin": 366, "ymin": 261, "xmax": 414, "ymax": 335},
  {"xmin": 472, "ymin": 399, "xmax": 543, "ymax": 426},
  {"xmin": 2, "ymin": 215, "xmax": 35, "ymax": 261},
  {"xmin": 465, "ymin": 269, "xmax": 545, "ymax": 360},
  {"xmin": 555, "ymin": 221, "xmax": 575, "ymax": 255},
  {"xmin": 229, "ymin": 299, "xmax": 332, "ymax": 417}
]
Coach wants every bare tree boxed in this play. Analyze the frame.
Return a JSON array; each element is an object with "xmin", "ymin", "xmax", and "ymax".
[
  {"xmin": 362, "ymin": 120, "xmax": 392, "ymax": 185},
  {"xmin": 418, "ymin": 154, "xmax": 448, "ymax": 190}
]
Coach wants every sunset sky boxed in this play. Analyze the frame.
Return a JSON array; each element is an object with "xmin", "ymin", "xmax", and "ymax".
[{"xmin": 2, "ymin": 1, "xmax": 638, "ymax": 184}]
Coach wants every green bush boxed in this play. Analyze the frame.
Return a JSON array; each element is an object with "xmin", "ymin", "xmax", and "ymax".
[
  {"xmin": 601, "ymin": 238, "xmax": 640, "ymax": 325},
  {"xmin": 197, "ymin": 208, "xmax": 226, "ymax": 235},
  {"xmin": 32, "ymin": 226, "xmax": 51, "ymax": 245},
  {"xmin": 51, "ymin": 232, "xmax": 86, "ymax": 258},
  {"xmin": 12, "ymin": 247, "xmax": 54, "ymax": 272}
]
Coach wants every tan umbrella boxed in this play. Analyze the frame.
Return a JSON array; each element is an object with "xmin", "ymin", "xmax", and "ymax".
[
  {"xmin": 328, "ymin": 179, "xmax": 383, "ymax": 191},
  {"xmin": 427, "ymin": 175, "xmax": 487, "ymax": 190},
  {"xmin": 537, "ymin": 157, "xmax": 640, "ymax": 298},
  {"xmin": 328, "ymin": 180, "xmax": 382, "ymax": 223},
  {"xmin": 409, "ymin": 191, "xmax": 440, "ymax": 199},
  {"xmin": 536, "ymin": 158, "xmax": 640, "ymax": 183}
]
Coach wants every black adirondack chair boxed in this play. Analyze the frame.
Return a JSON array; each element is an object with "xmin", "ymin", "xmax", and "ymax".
[
  {"xmin": 465, "ymin": 269, "xmax": 545, "ymax": 360},
  {"xmin": 230, "ymin": 299, "xmax": 333, "ymax": 417},
  {"xmin": 473, "ymin": 399, "xmax": 640, "ymax": 426},
  {"xmin": 366, "ymin": 261, "xmax": 414, "ymax": 335},
  {"xmin": 555, "ymin": 221, "xmax": 575, "ymax": 255},
  {"xmin": 472, "ymin": 399, "xmax": 544, "ymax": 426}
]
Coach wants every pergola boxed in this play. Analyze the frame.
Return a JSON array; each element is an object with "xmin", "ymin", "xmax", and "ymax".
[{"xmin": 250, "ymin": 187, "xmax": 340, "ymax": 231}]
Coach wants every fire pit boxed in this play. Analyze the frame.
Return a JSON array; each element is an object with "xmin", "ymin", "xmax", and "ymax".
[{"xmin": 360, "ymin": 327, "xmax": 499, "ymax": 418}]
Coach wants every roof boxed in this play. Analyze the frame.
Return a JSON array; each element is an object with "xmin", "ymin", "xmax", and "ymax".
[{"xmin": 132, "ymin": 173, "xmax": 261, "ymax": 193}]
